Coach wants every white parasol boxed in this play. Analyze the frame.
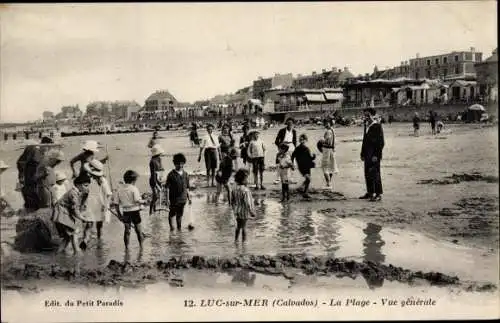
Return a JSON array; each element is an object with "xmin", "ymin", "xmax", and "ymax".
[{"xmin": 468, "ymin": 104, "xmax": 486, "ymax": 111}]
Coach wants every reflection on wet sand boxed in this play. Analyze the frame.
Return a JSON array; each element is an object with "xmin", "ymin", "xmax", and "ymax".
[
  {"xmin": 313, "ymin": 210, "xmax": 341, "ymax": 257},
  {"xmin": 230, "ymin": 269, "xmax": 257, "ymax": 287},
  {"xmin": 362, "ymin": 223, "xmax": 386, "ymax": 289},
  {"xmin": 277, "ymin": 206, "xmax": 315, "ymax": 253}
]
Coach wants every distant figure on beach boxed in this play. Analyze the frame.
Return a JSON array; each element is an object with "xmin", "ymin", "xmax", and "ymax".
[
  {"xmin": 198, "ymin": 123, "xmax": 220, "ymax": 187},
  {"xmin": 360, "ymin": 108, "xmax": 385, "ymax": 202},
  {"xmin": 429, "ymin": 110, "xmax": 436, "ymax": 135},
  {"xmin": 413, "ymin": 112, "xmax": 420, "ymax": 137},
  {"xmin": 189, "ymin": 123, "xmax": 199, "ymax": 147},
  {"xmin": 274, "ymin": 117, "xmax": 297, "ymax": 184},
  {"xmin": 148, "ymin": 131, "xmax": 159, "ymax": 149}
]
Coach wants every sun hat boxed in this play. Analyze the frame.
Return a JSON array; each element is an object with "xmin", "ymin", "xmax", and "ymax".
[
  {"xmin": 82, "ymin": 140, "xmax": 99, "ymax": 152},
  {"xmin": 83, "ymin": 159, "xmax": 104, "ymax": 177},
  {"xmin": 0, "ymin": 160, "xmax": 9, "ymax": 169},
  {"xmin": 151, "ymin": 145, "xmax": 165, "ymax": 156},
  {"xmin": 55, "ymin": 171, "xmax": 67, "ymax": 181}
]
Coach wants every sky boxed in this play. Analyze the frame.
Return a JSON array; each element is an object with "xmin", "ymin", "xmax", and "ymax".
[{"xmin": 0, "ymin": 2, "xmax": 497, "ymax": 122}]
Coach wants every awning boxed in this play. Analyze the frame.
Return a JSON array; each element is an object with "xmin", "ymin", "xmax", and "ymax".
[
  {"xmin": 249, "ymin": 99, "xmax": 262, "ymax": 106},
  {"xmin": 406, "ymin": 84, "xmax": 430, "ymax": 91},
  {"xmin": 324, "ymin": 93, "xmax": 343, "ymax": 101},
  {"xmin": 304, "ymin": 93, "xmax": 326, "ymax": 102},
  {"xmin": 391, "ymin": 87, "xmax": 401, "ymax": 92}
]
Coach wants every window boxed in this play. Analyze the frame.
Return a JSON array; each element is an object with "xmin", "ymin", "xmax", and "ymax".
[
  {"xmin": 443, "ymin": 57, "xmax": 447, "ymax": 64},
  {"xmin": 435, "ymin": 58, "xmax": 439, "ymax": 65},
  {"xmin": 427, "ymin": 59, "xmax": 431, "ymax": 66},
  {"xmin": 454, "ymin": 55, "xmax": 459, "ymax": 62},
  {"xmin": 443, "ymin": 68, "xmax": 448, "ymax": 76},
  {"xmin": 426, "ymin": 70, "xmax": 431, "ymax": 78},
  {"xmin": 454, "ymin": 66, "xmax": 460, "ymax": 74}
]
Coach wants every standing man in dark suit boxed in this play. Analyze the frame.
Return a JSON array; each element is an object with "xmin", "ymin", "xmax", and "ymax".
[
  {"xmin": 360, "ymin": 108, "xmax": 385, "ymax": 202},
  {"xmin": 274, "ymin": 117, "xmax": 297, "ymax": 184}
]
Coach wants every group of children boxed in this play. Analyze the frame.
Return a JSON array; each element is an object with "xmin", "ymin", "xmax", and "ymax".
[{"xmin": 48, "ymin": 119, "xmax": 337, "ymax": 255}]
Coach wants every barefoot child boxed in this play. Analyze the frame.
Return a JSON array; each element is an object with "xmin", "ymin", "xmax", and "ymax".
[
  {"xmin": 52, "ymin": 175, "xmax": 91, "ymax": 255},
  {"xmin": 230, "ymin": 169, "xmax": 256, "ymax": 243},
  {"xmin": 215, "ymin": 146, "xmax": 233, "ymax": 203},
  {"xmin": 116, "ymin": 170, "xmax": 146, "ymax": 249},
  {"xmin": 291, "ymin": 134, "xmax": 316, "ymax": 198},
  {"xmin": 247, "ymin": 131, "xmax": 266, "ymax": 190},
  {"xmin": 165, "ymin": 153, "xmax": 192, "ymax": 231},
  {"xmin": 276, "ymin": 144, "xmax": 294, "ymax": 202}
]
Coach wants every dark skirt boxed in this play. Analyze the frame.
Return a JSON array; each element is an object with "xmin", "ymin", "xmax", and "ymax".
[{"xmin": 204, "ymin": 148, "xmax": 218, "ymax": 170}]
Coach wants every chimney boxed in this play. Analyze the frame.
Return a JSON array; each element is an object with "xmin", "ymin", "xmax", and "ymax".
[
  {"xmin": 322, "ymin": 69, "xmax": 327, "ymax": 73},
  {"xmin": 332, "ymin": 67, "xmax": 338, "ymax": 73},
  {"xmin": 470, "ymin": 47, "xmax": 475, "ymax": 52},
  {"xmin": 312, "ymin": 71, "xmax": 317, "ymax": 75},
  {"xmin": 416, "ymin": 53, "xmax": 420, "ymax": 58},
  {"xmin": 344, "ymin": 66, "xmax": 349, "ymax": 71}
]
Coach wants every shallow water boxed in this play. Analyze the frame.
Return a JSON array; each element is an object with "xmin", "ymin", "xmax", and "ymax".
[{"xmin": 2, "ymin": 195, "xmax": 498, "ymax": 285}]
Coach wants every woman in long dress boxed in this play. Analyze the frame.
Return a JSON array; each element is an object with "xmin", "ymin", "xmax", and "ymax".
[{"xmin": 321, "ymin": 118, "xmax": 339, "ymax": 190}]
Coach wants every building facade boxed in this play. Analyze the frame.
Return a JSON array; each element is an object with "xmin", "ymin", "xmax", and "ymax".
[
  {"xmin": 292, "ymin": 67, "xmax": 354, "ymax": 89},
  {"xmin": 144, "ymin": 90, "xmax": 178, "ymax": 112},
  {"xmin": 407, "ymin": 48, "xmax": 482, "ymax": 80},
  {"xmin": 475, "ymin": 48, "xmax": 498, "ymax": 102},
  {"xmin": 252, "ymin": 77, "xmax": 273, "ymax": 100}
]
